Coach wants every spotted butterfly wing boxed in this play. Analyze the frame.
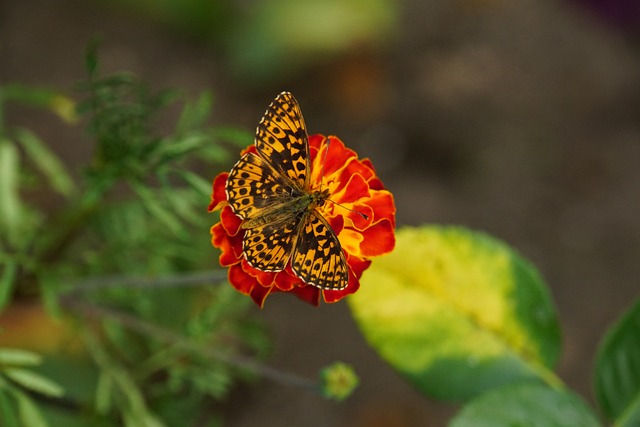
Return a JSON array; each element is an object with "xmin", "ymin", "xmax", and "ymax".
[
  {"xmin": 291, "ymin": 212, "xmax": 349, "ymax": 290},
  {"xmin": 225, "ymin": 92, "xmax": 349, "ymax": 290},
  {"xmin": 255, "ymin": 91, "xmax": 310, "ymax": 191}
]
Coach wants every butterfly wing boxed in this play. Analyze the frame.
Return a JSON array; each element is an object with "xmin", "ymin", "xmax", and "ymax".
[
  {"xmin": 242, "ymin": 214, "xmax": 300, "ymax": 272},
  {"xmin": 226, "ymin": 152, "xmax": 294, "ymax": 221},
  {"xmin": 291, "ymin": 211, "xmax": 349, "ymax": 290},
  {"xmin": 255, "ymin": 91, "xmax": 310, "ymax": 191}
]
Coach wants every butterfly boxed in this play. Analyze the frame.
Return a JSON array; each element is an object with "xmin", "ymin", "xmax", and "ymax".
[{"xmin": 225, "ymin": 92, "xmax": 349, "ymax": 290}]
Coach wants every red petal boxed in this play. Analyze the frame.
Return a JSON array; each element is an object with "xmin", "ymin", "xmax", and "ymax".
[
  {"xmin": 322, "ymin": 268, "xmax": 362, "ymax": 303},
  {"xmin": 290, "ymin": 285, "xmax": 321, "ymax": 306},
  {"xmin": 275, "ymin": 266, "xmax": 304, "ymax": 290},
  {"xmin": 364, "ymin": 190, "xmax": 396, "ymax": 227},
  {"xmin": 347, "ymin": 255, "xmax": 371, "ymax": 278},
  {"xmin": 333, "ymin": 172, "xmax": 370, "ymax": 204},
  {"xmin": 208, "ymin": 173, "xmax": 229, "ymax": 212},
  {"xmin": 221, "ymin": 206, "xmax": 243, "ymax": 236},
  {"xmin": 228, "ymin": 264, "xmax": 257, "ymax": 294},
  {"xmin": 359, "ymin": 218, "xmax": 396, "ymax": 257},
  {"xmin": 249, "ymin": 285, "xmax": 273, "ymax": 308}
]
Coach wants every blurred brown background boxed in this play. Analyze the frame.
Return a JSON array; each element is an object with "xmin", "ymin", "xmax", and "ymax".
[{"xmin": 2, "ymin": 0, "xmax": 640, "ymax": 425}]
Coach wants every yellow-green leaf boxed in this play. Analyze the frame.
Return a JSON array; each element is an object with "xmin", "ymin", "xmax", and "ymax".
[
  {"xmin": 0, "ymin": 138, "xmax": 21, "ymax": 240},
  {"xmin": 14, "ymin": 128, "xmax": 75, "ymax": 197},
  {"xmin": 3, "ymin": 368, "xmax": 64, "ymax": 398},
  {"xmin": 348, "ymin": 225, "xmax": 561, "ymax": 400},
  {"xmin": 0, "ymin": 348, "xmax": 42, "ymax": 367}
]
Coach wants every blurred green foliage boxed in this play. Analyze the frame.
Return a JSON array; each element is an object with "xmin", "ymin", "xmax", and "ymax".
[
  {"xmin": 96, "ymin": 0, "xmax": 398, "ymax": 85},
  {"xmin": 0, "ymin": 44, "xmax": 265, "ymax": 427}
]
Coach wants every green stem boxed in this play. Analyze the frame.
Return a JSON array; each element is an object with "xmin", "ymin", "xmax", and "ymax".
[
  {"xmin": 62, "ymin": 297, "xmax": 320, "ymax": 393},
  {"xmin": 61, "ymin": 270, "xmax": 229, "ymax": 294}
]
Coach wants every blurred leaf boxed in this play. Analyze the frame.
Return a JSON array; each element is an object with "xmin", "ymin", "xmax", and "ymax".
[
  {"xmin": 14, "ymin": 390, "xmax": 49, "ymax": 427},
  {"xmin": 95, "ymin": 372, "xmax": 113, "ymax": 415},
  {"xmin": 123, "ymin": 409, "xmax": 165, "ymax": 427},
  {"xmin": 349, "ymin": 225, "xmax": 561, "ymax": 401},
  {"xmin": 228, "ymin": 0, "xmax": 398, "ymax": 83},
  {"xmin": 213, "ymin": 127, "xmax": 253, "ymax": 149},
  {"xmin": 84, "ymin": 37, "xmax": 101, "ymax": 77},
  {"xmin": 0, "ymin": 260, "xmax": 18, "ymax": 312},
  {"xmin": 156, "ymin": 134, "xmax": 210, "ymax": 166},
  {"xmin": 0, "ymin": 137, "xmax": 21, "ymax": 242},
  {"xmin": 3, "ymin": 367, "xmax": 64, "ymax": 397},
  {"xmin": 178, "ymin": 170, "xmax": 213, "ymax": 197},
  {"xmin": 0, "ymin": 387, "xmax": 20, "ymax": 427},
  {"xmin": 2, "ymin": 84, "xmax": 76, "ymax": 123},
  {"xmin": 131, "ymin": 182, "xmax": 183, "ymax": 235},
  {"xmin": 594, "ymin": 298, "xmax": 640, "ymax": 426},
  {"xmin": 176, "ymin": 92, "xmax": 213, "ymax": 133},
  {"xmin": 14, "ymin": 128, "xmax": 75, "ymax": 197},
  {"xmin": 450, "ymin": 383, "xmax": 601, "ymax": 427},
  {"xmin": 0, "ymin": 348, "xmax": 42, "ymax": 367},
  {"xmin": 161, "ymin": 187, "xmax": 201, "ymax": 225}
]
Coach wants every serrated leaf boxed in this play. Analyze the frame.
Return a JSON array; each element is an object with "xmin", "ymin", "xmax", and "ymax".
[
  {"xmin": 3, "ymin": 367, "xmax": 64, "ymax": 397},
  {"xmin": 14, "ymin": 390, "xmax": 49, "ymax": 427},
  {"xmin": 0, "ymin": 348, "xmax": 42, "ymax": 367},
  {"xmin": 349, "ymin": 225, "xmax": 561, "ymax": 400},
  {"xmin": 450, "ymin": 383, "xmax": 601, "ymax": 427},
  {"xmin": 14, "ymin": 128, "xmax": 75, "ymax": 197},
  {"xmin": 594, "ymin": 298, "xmax": 640, "ymax": 426}
]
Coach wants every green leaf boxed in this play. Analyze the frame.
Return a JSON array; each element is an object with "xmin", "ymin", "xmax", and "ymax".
[
  {"xmin": 84, "ymin": 37, "xmax": 102, "ymax": 76},
  {"xmin": 179, "ymin": 170, "xmax": 213, "ymax": 197},
  {"xmin": 0, "ymin": 260, "xmax": 18, "ymax": 312},
  {"xmin": 0, "ymin": 137, "xmax": 22, "ymax": 240},
  {"xmin": 349, "ymin": 225, "xmax": 562, "ymax": 400},
  {"xmin": 131, "ymin": 181, "xmax": 183, "ymax": 235},
  {"xmin": 14, "ymin": 390, "xmax": 49, "ymax": 427},
  {"xmin": 95, "ymin": 372, "xmax": 113, "ymax": 415},
  {"xmin": 0, "ymin": 388, "xmax": 20, "ymax": 427},
  {"xmin": 0, "ymin": 348, "xmax": 42, "ymax": 367},
  {"xmin": 594, "ymin": 298, "xmax": 640, "ymax": 426},
  {"xmin": 213, "ymin": 127, "xmax": 253, "ymax": 149},
  {"xmin": 450, "ymin": 383, "xmax": 601, "ymax": 427},
  {"xmin": 176, "ymin": 92, "xmax": 213, "ymax": 133},
  {"xmin": 14, "ymin": 128, "xmax": 75, "ymax": 197},
  {"xmin": 3, "ymin": 367, "xmax": 64, "ymax": 397}
]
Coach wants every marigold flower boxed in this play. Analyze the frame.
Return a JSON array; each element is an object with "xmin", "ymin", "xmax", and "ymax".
[{"xmin": 209, "ymin": 134, "xmax": 395, "ymax": 307}]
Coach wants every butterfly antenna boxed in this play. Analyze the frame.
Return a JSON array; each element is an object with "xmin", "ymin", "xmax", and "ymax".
[
  {"xmin": 327, "ymin": 199, "xmax": 369, "ymax": 220},
  {"xmin": 321, "ymin": 137, "xmax": 369, "ymax": 221}
]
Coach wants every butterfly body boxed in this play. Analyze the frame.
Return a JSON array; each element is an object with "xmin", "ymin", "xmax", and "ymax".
[{"xmin": 225, "ymin": 92, "xmax": 349, "ymax": 290}]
